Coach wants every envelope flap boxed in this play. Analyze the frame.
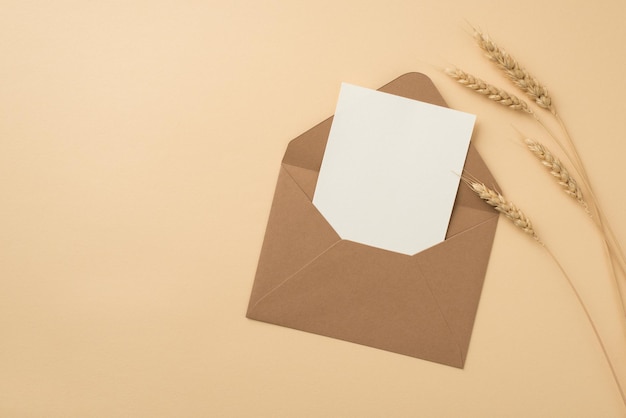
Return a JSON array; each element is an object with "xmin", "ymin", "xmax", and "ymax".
[
  {"xmin": 283, "ymin": 118, "xmax": 333, "ymax": 172},
  {"xmin": 282, "ymin": 72, "xmax": 500, "ymax": 238},
  {"xmin": 446, "ymin": 145, "xmax": 499, "ymax": 237},
  {"xmin": 248, "ymin": 166, "xmax": 340, "ymax": 308},
  {"xmin": 378, "ymin": 72, "xmax": 448, "ymax": 107},
  {"xmin": 283, "ymin": 73, "xmax": 449, "ymax": 172},
  {"xmin": 414, "ymin": 215, "xmax": 499, "ymax": 363},
  {"xmin": 282, "ymin": 163, "xmax": 319, "ymax": 201},
  {"xmin": 249, "ymin": 239, "xmax": 466, "ymax": 367}
]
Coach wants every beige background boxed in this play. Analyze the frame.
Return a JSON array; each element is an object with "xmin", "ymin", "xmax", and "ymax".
[{"xmin": 1, "ymin": 1, "xmax": 626, "ymax": 416}]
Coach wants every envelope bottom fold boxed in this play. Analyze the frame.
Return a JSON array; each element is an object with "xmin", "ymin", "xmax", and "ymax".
[
  {"xmin": 247, "ymin": 240, "xmax": 466, "ymax": 367},
  {"xmin": 414, "ymin": 215, "xmax": 500, "ymax": 365}
]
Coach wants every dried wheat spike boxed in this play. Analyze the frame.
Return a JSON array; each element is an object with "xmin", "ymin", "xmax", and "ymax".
[
  {"xmin": 473, "ymin": 30, "xmax": 555, "ymax": 114},
  {"xmin": 524, "ymin": 138, "xmax": 590, "ymax": 213},
  {"xmin": 468, "ymin": 181, "xmax": 541, "ymax": 242},
  {"xmin": 446, "ymin": 67, "xmax": 534, "ymax": 114}
]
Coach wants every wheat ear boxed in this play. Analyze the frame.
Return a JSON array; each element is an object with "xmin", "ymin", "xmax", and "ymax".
[
  {"xmin": 470, "ymin": 29, "xmax": 626, "ymax": 285},
  {"xmin": 445, "ymin": 67, "xmax": 534, "ymax": 114},
  {"xmin": 524, "ymin": 138, "xmax": 589, "ymax": 213},
  {"xmin": 464, "ymin": 179, "xmax": 626, "ymax": 408},
  {"xmin": 519, "ymin": 133, "xmax": 626, "ymax": 316},
  {"xmin": 473, "ymin": 30, "xmax": 555, "ymax": 114},
  {"xmin": 464, "ymin": 180, "xmax": 540, "ymax": 242}
]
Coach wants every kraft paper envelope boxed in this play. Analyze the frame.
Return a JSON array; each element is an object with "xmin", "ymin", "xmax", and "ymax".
[{"xmin": 246, "ymin": 72, "xmax": 499, "ymax": 368}]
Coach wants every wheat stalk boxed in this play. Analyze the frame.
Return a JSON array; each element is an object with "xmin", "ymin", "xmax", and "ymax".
[
  {"xmin": 523, "ymin": 134, "xmax": 626, "ymax": 315},
  {"xmin": 524, "ymin": 138, "xmax": 589, "ymax": 213},
  {"xmin": 470, "ymin": 28, "xmax": 626, "ymax": 289},
  {"xmin": 463, "ymin": 179, "xmax": 626, "ymax": 407},
  {"xmin": 445, "ymin": 67, "xmax": 534, "ymax": 114},
  {"xmin": 473, "ymin": 29, "xmax": 555, "ymax": 114},
  {"xmin": 442, "ymin": 65, "xmax": 578, "ymax": 185},
  {"xmin": 454, "ymin": 26, "xmax": 626, "ymax": 408}
]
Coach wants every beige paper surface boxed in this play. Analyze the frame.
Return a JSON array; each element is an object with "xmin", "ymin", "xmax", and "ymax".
[{"xmin": 1, "ymin": 1, "xmax": 625, "ymax": 416}]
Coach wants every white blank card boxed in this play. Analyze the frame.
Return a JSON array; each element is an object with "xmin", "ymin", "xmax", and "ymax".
[{"xmin": 313, "ymin": 83, "xmax": 476, "ymax": 255}]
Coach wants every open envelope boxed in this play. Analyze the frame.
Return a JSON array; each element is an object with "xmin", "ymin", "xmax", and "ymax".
[{"xmin": 247, "ymin": 72, "xmax": 500, "ymax": 368}]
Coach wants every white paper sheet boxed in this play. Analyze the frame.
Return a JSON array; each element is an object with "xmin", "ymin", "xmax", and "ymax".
[{"xmin": 313, "ymin": 83, "xmax": 476, "ymax": 255}]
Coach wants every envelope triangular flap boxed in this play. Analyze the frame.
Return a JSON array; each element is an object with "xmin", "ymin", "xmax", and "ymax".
[
  {"xmin": 282, "ymin": 117, "xmax": 332, "ymax": 172},
  {"xmin": 282, "ymin": 163, "xmax": 318, "ymax": 201},
  {"xmin": 282, "ymin": 73, "xmax": 446, "ymax": 171},
  {"xmin": 248, "ymin": 166, "xmax": 340, "ymax": 307},
  {"xmin": 249, "ymin": 240, "xmax": 466, "ymax": 367},
  {"xmin": 283, "ymin": 73, "xmax": 499, "ymax": 229},
  {"xmin": 446, "ymin": 145, "xmax": 499, "ymax": 237},
  {"xmin": 413, "ymin": 215, "xmax": 499, "ymax": 364}
]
